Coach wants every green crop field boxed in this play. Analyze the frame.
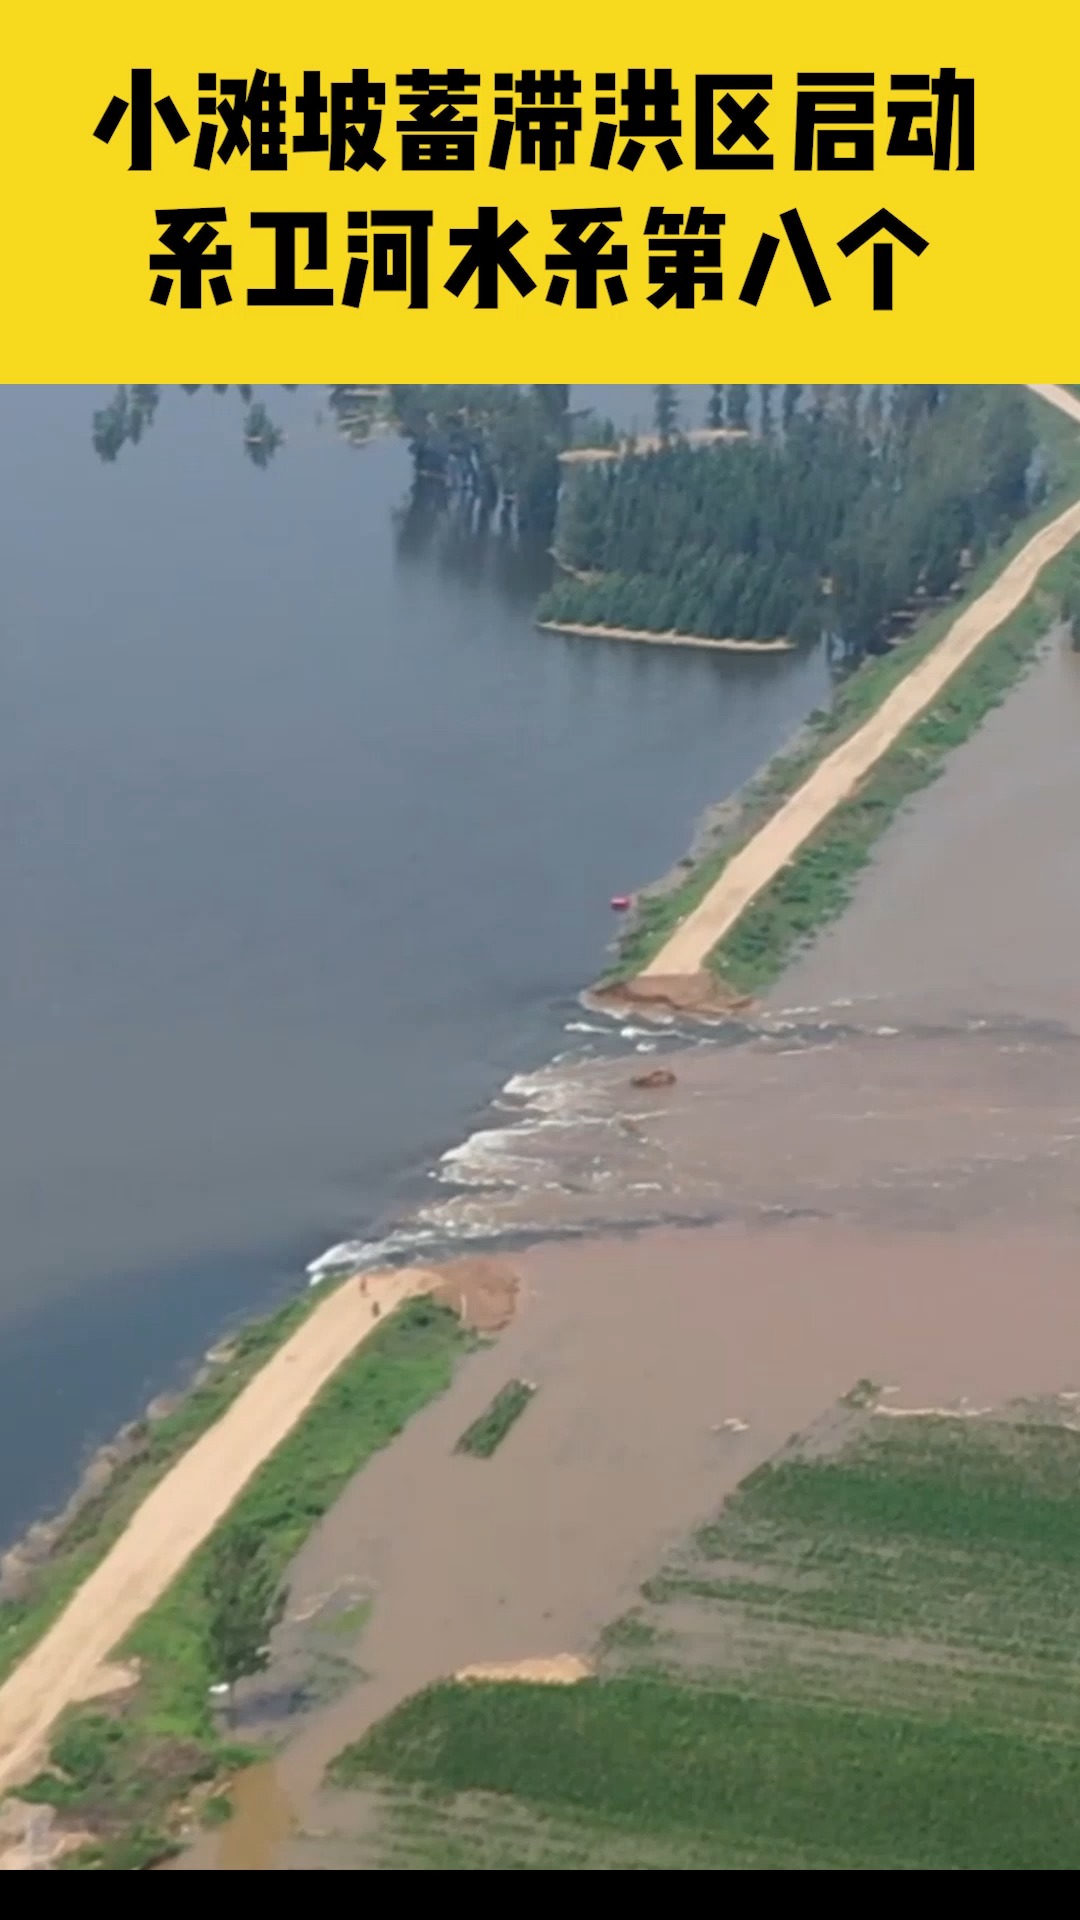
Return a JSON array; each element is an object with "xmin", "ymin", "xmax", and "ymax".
[{"xmin": 329, "ymin": 1403, "xmax": 1080, "ymax": 1870}]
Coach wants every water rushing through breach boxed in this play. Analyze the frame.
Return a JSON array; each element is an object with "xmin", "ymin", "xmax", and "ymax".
[
  {"xmin": 335, "ymin": 629, "xmax": 1080, "ymax": 1267},
  {"xmin": 4, "ymin": 385, "xmax": 1080, "ymax": 1573}
]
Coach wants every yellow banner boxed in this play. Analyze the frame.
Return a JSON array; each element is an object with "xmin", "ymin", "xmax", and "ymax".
[{"xmin": 6, "ymin": 1, "xmax": 1075, "ymax": 381}]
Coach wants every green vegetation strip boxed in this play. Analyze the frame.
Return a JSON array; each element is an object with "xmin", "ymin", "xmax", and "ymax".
[
  {"xmin": 455, "ymin": 1380, "xmax": 535, "ymax": 1458},
  {"xmin": 19, "ymin": 1297, "xmax": 470, "ymax": 1870},
  {"xmin": 608, "ymin": 398, "xmax": 1080, "ymax": 986},
  {"xmin": 0, "ymin": 1290, "xmax": 323, "ymax": 1692},
  {"xmin": 329, "ymin": 1411, "xmax": 1080, "ymax": 1871},
  {"xmin": 714, "ymin": 540, "xmax": 1080, "ymax": 993}
]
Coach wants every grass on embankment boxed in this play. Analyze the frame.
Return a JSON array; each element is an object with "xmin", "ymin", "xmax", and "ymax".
[
  {"xmin": 0, "ymin": 1291, "xmax": 324, "ymax": 1694},
  {"xmin": 455, "ymin": 1380, "xmax": 535, "ymax": 1458},
  {"xmin": 606, "ymin": 394, "xmax": 1080, "ymax": 987},
  {"xmin": 329, "ymin": 1408, "xmax": 1080, "ymax": 1871},
  {"xmin": 17, "ymin": 1297, "xmax": 470, "ymax": 1870}
]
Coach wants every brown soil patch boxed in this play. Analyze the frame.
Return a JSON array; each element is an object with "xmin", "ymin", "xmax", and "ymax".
[
  {"xmin": 454, "ymin": 1654, "xmax": 592, "ymax": 1685},
  {"xmin": 71, "ymin": 1659, "xmax": 140, "ymax": 1705},
  {"xmin": 589, "ymin": 972, "xmax": 756, "ymax": 1020},
  {"xmin": 429, "ymin": 1257, "xmax": 520, "ymax": 1334}
]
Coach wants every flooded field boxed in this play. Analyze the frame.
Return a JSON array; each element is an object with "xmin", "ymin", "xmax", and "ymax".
[{"xmin": 173, "ymin": 634, "xmax": 1080, "ymax": 1868}]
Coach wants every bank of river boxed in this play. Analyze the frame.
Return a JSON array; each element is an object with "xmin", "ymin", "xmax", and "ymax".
[
  {"xmin": 181, "ymin": 624, "xmax": 1080, "ymax": 1871},
  {"xmin": 6, "ymin": 389, "xmax": 1080, "ymax": 1868},
  {"xmin": 0, "ymin": 384, "xmax": 827, "ymax": 1549}
]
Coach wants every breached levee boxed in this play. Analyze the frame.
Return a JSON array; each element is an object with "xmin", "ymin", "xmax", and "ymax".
[{"xmin": 587, "ymin": 972, "xmax": 756, "ymax": 1022}]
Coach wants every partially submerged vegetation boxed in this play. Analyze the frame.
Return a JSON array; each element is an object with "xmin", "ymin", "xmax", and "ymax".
[
  {"xmin": 91, "ymin": 383, "xmax": 577, "ymax": 524},
  {"xmin": 13, "ymin": 1298, "xmax": 470, "ymax": 1870},
  {"xmin": 328, "ymin": 1403, "xmax": 1080, "ymax": 1870},
  {"xmin": 455, "ymin": 1380, "xmax": 536, "ymax": 1459}
]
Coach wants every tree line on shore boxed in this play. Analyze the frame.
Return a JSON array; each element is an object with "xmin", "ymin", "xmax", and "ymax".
[
  {"xmin": 87, "ymin": 384, "xmax": 1047, "ymax": 662},
  {"xmin": 539, "ymin": 385, "xmax": 1041, "ymax": 657}
]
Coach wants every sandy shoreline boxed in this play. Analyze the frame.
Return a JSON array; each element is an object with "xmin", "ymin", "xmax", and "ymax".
[
  {"xmin": 537, "ymin": 619, "xmax": 793, "ymax": 652},
  {"xmin": 558, "ymin": 426, "xmax": 750, "ymax": 462}
]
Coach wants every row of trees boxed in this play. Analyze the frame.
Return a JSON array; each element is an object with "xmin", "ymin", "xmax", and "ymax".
[
  {"xmin": 387, "ymin": 384, "xmax": 573, "ymax": 531},
  {"xmin": 88, "ymin": 385, "xmax": 1047, "ymax": 661},
  {"xmin": 540, "ymin": 387, "xmax": 1040, "ymax": 656},
  {"xmin": 648, "ymin": 384, "xmax": 919, "ymax": 444}
]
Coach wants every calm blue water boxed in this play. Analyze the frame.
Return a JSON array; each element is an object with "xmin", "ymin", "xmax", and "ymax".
[{"xmin": 0, "ymin": 385, "xmax": 829, "ymax": 1544}]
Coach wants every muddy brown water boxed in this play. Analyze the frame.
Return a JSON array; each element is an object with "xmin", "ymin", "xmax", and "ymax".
[{"xmin": 175, "ymin": 637, "xmax": 1080, "ymax": 1868}]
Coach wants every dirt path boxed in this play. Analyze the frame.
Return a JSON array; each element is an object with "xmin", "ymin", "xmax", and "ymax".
[
  {"xmin": 0, "ymin": 1266, "xmax": 436, "ymax": 1796},
  {"xmin": 641, "ymin": 385, "xmax": 1080, "ymax": 980},
  {"xmin": 5, "ymin": 383, "xmax": 1078, "ymax": 1822}
]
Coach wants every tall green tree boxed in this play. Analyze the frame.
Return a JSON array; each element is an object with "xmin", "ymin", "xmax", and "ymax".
[
  {"xmin": 540, "ymin": 386, "xmax": 1037, "ymax": 654},
  {"xmin": 203, "ymin": 1525, "xmax": 287, "ymax": 1719},
  {"xmin": 653, "ymin": 384, "xmax": 679, "ymax": 441},
  {"xmin": 726, "ymin": 384, "xmax": 750, "ymax": 431}
]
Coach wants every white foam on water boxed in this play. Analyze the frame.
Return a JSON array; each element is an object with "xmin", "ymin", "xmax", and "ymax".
[
  {"xmin": 304, "ymin": 1029, "xmax": 669, "ymax": 1283},
  {"xmin": 306, "ymin": 1240, "xmax": 367, "ymax": 1279},
  {"xmin": 306, "ymin": 1219, "xmax": 452, "ymax": 1281}
]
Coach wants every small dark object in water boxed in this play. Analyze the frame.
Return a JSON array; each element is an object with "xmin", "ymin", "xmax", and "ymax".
[{"xmin": 630, "ymin": 1067, "xmax": 677, "ymax": 1089}]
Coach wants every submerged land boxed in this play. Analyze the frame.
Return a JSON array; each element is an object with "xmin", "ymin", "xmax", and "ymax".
[{"xmin": 3, "ymin": 385, "xmax": 1080, "ymax": 1869}]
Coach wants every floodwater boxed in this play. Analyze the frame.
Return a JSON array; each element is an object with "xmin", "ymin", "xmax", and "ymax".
[
  {"xmin": 194, "ymin": 1216, "xmax": 1080, "ymax": 1870},
  {"xmin": 178, "ymin": 631, "xmax": 1080, "ymax": 1871},
  {"xmin": 322, "ymin": 639, "xmax": 1080, "ymax": 1257},
  {"xmin": 0, "ymin": 384, "xmax": 829, "ymax": 1547}
]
